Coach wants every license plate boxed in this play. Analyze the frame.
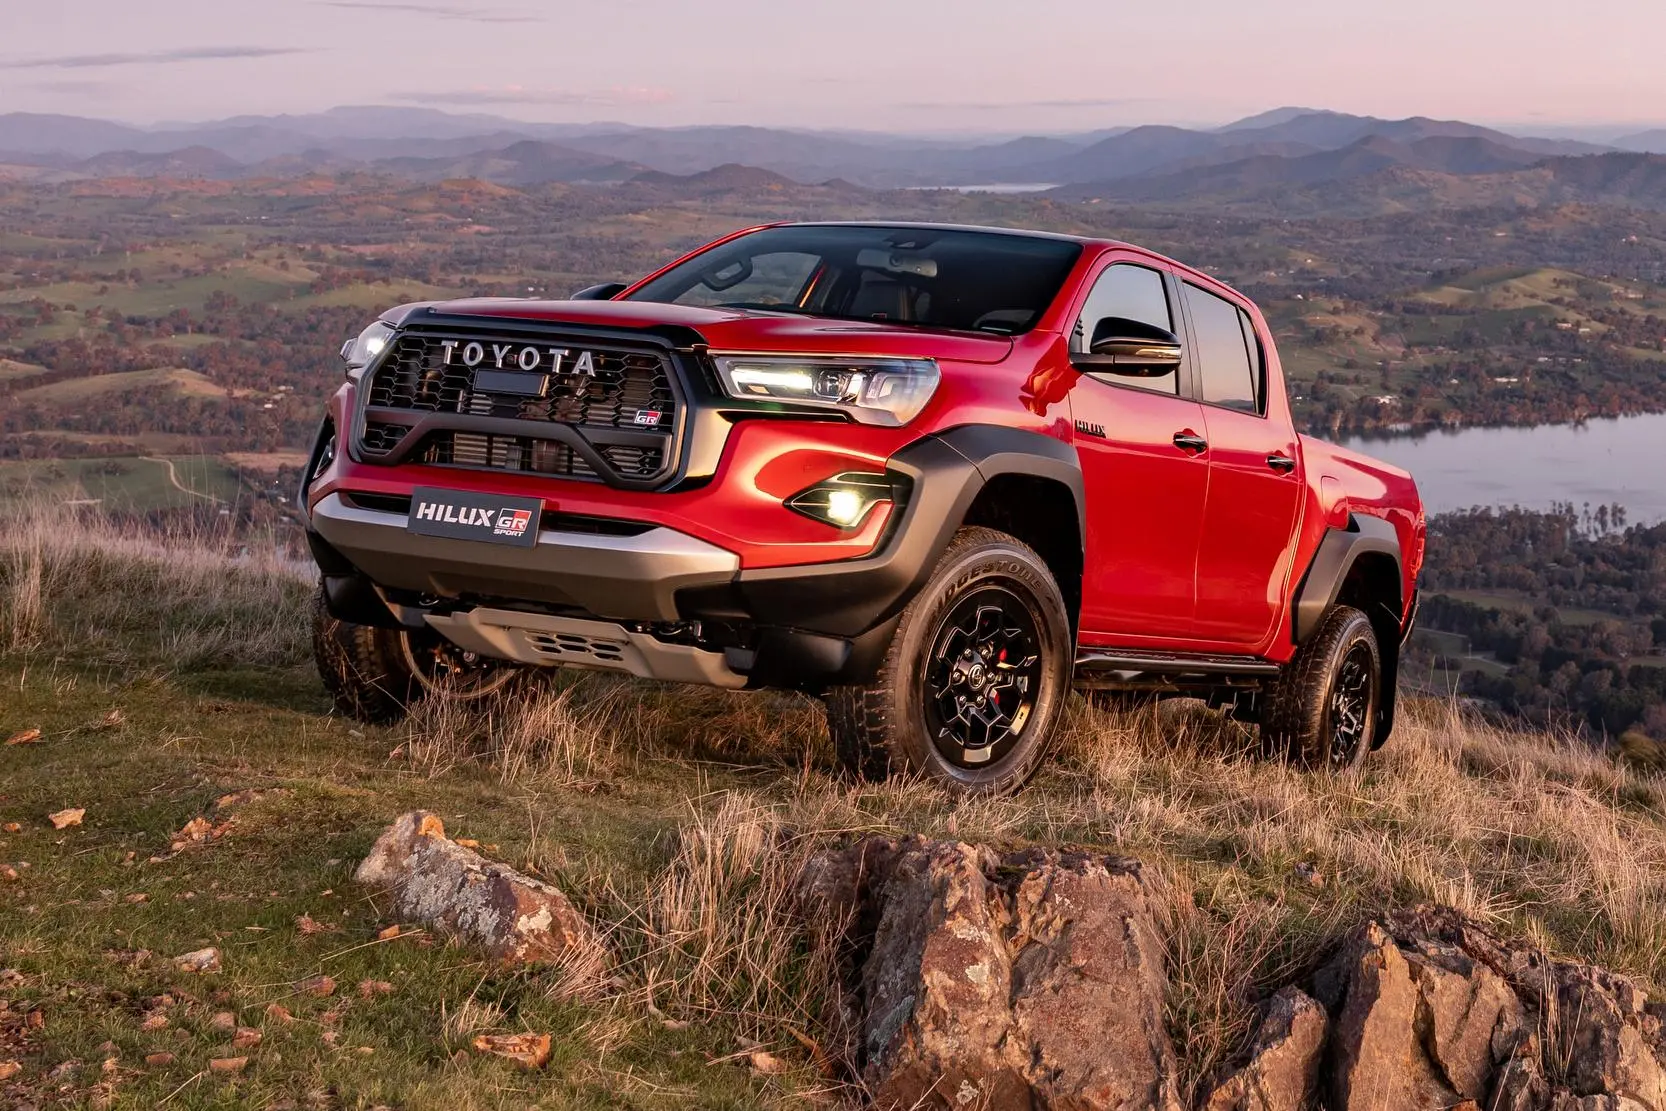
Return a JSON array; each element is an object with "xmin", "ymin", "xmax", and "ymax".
[{"xmin": 407, "ymin": 487, "xmax": 542, "ymax": 548}]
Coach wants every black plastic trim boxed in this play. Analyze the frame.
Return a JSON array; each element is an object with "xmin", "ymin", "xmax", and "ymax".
[
  {"xmin": 321, "ymin": 573, "xmax": 402, "ymax": 629},
  {"xmin": 307, "ymin": 527, "xmax": 401, "ymax": 629},
  {"xmin": 1291, "ymin": 514, "xmax": 1402, "ymax": 644},
  {"xmin": 1074, "ymin": 650, "xmax": 1279, "ymax": 677},
  {"xmin": 297, "ymin": 416, "xmax": 335, "ymax": 526},
  {"xmin": 722, "ymin": 424, "xmax": 1084, "ymax": 642}
]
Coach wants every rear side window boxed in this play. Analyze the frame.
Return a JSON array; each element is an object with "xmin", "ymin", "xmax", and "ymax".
[
  {"xmin": 1073, "ymin": 264, "xmax": 1177, "ymax": 396},
  {"xmin": 1185, "ymin": 282, "xmax": 1261, "ymax": 414}
]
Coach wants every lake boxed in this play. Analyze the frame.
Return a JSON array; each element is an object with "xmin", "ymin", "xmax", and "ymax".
[{"xmin": 1340, "ymin": 411, "xmax": 1666, "ymax": 525}]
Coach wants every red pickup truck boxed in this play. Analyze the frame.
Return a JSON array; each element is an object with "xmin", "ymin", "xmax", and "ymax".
[{"xmin": 301, "ymin": 222, "xmax": 1424, "ymax": 794}]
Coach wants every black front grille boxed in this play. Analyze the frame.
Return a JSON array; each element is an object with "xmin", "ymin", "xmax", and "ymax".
[{"xmin": 356, "ymin": 327, "xmax": 682, "ymax": 488}]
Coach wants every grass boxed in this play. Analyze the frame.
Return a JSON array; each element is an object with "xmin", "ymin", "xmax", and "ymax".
[
  {"xmin": 0, "ymin": 359, "xmax": 49, "ymax": 384},
  {"xmin": 1442, "ymin": 588, "xmax": 1625, "ymax": 627},
  {"xmin": 8, "ymin": 508, "xmax": 1666, "ymax": 1107},
  {"xmin": 0, "ymin": 263, "xmax": 313, "ymax": 318},
  {"xmin": 13, "ymin": 368, "xmax": 227, "ymax": 405},
  {"xmin": 0, "ymin": 457, "xmax": 247, "ymax": 512}
]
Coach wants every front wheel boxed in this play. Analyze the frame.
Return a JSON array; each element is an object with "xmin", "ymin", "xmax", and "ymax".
[
  {"xmin": 311, "ymin": 586, "xmax": 525, "ymax": 725},
  {"xmin": 1260, "ymin": 605, "xmax": 1381, "ymax": 772},
  {"xmin": 826, "ymin": 527, "xmax": 1073, "ymax": 795}
]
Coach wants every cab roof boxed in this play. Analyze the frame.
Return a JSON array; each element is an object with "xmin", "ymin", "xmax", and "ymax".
[{"xmin": 780, "ymin": 220, "xmax": 1115, "ymax": 247}]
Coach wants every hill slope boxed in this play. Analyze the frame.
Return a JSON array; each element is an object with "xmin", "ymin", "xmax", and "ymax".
[{"xmin": 5, "ymin": 506, "xmax": 1666, "ymax": 1105}]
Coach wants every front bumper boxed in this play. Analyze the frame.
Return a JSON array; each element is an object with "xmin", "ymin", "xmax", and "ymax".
[
  {"xmin": 302, "ymin": 424, "xmax": 1069, "ymax": 691},
  {"xmin": 309, "ymin": 492, "xmax": 738, "ymax": 623}
]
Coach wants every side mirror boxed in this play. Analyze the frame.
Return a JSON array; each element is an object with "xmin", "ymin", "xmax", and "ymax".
[
  {"xmin": 571, "ymin": 281, "xmax": 628, "ymax": 300},
  {"xmin": 1072, "ymin": 317, "xmax": 1183, "ymax": 377}
]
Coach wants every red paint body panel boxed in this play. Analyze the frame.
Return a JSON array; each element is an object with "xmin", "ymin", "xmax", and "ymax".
[{"xmin": 309, "ymin": 225, "xmax": 1424, "ymax": 665}]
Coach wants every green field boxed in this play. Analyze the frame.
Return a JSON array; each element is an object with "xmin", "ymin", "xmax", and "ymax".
[
  {"xmin": 0, "ymin": 359, "xmax": 48, "ymax": 383},
  {"xmin": 0, "ymin": 456, "xmax": 246, "ymax": 510},
  {"xmin": 13, "ymin": 368, "xmax": 226, "ymax": 405},
  {"xmin": 1443, "ymin": 588, "xmax": 1625, "ymax": 628}
]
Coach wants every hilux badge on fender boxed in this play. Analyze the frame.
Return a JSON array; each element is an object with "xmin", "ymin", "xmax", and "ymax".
[{"xmin": 439, "ymin": 340, "xmax": 597, "ymax": 376}]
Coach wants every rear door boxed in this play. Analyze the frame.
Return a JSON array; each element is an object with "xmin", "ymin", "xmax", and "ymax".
[
  {"xmin": 1068, "ymin": 259, "xmax": 1209, "ymax": 640},
  {"xmin": 1181, "ymin": 280, "xmax": 1304, "ymax": 647}
]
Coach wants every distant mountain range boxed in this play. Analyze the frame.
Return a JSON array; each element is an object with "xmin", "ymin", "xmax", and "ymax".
[{"xmin": 4, "ymin": 105, "xmax": 1666, "ymax": 209}]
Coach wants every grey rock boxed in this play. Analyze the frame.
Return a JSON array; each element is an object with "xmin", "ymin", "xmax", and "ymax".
[{"xmin": 356, "ymin": 810, "xmax": 596, "ymax": 965}]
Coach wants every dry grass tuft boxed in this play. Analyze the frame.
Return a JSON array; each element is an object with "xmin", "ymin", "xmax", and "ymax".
[
  {"xmin": 606, "ymin": 792, "xmax": 840, "ymax": 1042},
  {"xmin": 0, "ymin": 499, "xmax": 311, "ymax": 668},
  {"xmin": 402, "ymin": 682, "xmax": 623, "ymax": 788}
]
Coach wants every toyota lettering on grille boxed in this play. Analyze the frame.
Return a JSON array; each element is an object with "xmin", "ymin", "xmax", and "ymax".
[{"xmin": 440, "ymin": 340, "xmax": 598, "ymax": 377}]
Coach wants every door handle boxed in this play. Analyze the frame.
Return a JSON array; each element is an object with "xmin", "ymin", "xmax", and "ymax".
[
  {"xmin": 1172, "ymin": 431, "xmax": 1208, "ymax": 454},
  {"xmin": 1266, "ymin": 453, "xmax": 1297, "ymax": 473}
]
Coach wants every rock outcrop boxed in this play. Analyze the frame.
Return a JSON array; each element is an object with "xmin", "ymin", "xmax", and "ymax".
[
  {"xmin": 355, "ymin": 811, "xmax": 596, "ymax": 965},
  {"xmin": 800, "ymin": 836, "xmax": 1183, "ymax": 1110},
  {"xmin": 799, "ymin": 843, "xmax": 1666, "ymax": 1111},
  {"xmin": 1202, "ymin": 987, "xmax": 1327, "ymax": 1111},
  {"xmin": 1216, "ymin": 906, "xmax": 1666, "ymax": 1111}
]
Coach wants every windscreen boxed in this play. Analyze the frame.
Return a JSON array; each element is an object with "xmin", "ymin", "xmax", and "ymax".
[{"xmin": 624, "ymin": 225, "xmax": 1083, "ymax": 336}]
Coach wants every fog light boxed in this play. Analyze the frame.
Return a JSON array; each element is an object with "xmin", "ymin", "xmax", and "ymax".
[
  {"xmin": 787, "ymin": 472, "xmax": 893, "ymax": 530},
  {"xmin": 824, "ymin": 488, "xmax": 865, "ymax": 526}
]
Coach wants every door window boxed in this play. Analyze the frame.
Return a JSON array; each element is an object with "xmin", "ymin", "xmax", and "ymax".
[
  {"xmin": 1185, "ymin": 282, "xmax": 1262, "ymax": 414},
  {"xmin": 1073, "ymin": 264, "xmax": 1177, "ymax": 396}
]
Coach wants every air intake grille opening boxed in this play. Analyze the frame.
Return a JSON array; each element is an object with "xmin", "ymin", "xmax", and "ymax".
[
  {"xmin": 356, "ymin": 328, "xmax": 682, "ymax": 488},
  {"xmin": 526, "ymin": 631, "xmax": 628, "ymax": 664}
]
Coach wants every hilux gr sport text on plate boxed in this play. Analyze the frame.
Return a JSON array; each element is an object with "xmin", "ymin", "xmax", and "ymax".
[{"xmin": 300, "ymin": 223, "xmax": 1425, "ymax": 794}]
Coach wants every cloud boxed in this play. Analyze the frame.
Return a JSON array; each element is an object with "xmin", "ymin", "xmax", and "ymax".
[
  {"xmin": 23, "ymin": 79, "xmax": 121, "ymax": 96},
  {"xmin": 393, "ymin": 86, "xmax": 675, "ymax": 107},
  {"xmin": 320, "ymin": 2, "xmax": 541, "ymax": 22},
  {"xmin": 0, "ymin": 46, "xmax": 312, "ymax": 71}
]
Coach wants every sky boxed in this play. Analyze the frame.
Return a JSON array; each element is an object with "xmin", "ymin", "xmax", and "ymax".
[{"xmin": 4, "ymin": 0, "xmax": 1665, "ymax": 133}]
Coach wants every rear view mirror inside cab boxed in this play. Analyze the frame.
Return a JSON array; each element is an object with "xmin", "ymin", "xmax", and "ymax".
[
  {"xmin": 700, "ymin": 258, "xmax": 754, "ymax": 290},
  {"xmin": 855, "ymin": 248, "xmax": 940, "ymax": 279}
]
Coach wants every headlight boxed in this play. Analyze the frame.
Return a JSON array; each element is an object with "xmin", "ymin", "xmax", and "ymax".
[
  {"xmin": 339, "ymin": 320, "xmax": 395, "ymax": 378},
  {"xmin": 712, "ymin": 355, "xmax": 939, "ymax": 427}
]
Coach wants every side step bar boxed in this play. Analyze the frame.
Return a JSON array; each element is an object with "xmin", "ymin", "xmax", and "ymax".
[{"xmin": 1074, "ymin": 649, "xmax": 1279, "ymax": 683}]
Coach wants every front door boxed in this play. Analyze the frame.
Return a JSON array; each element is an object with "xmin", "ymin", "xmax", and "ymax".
[
  {"xmin": 1070, "ymin": 261, "xmax": 1210, "ymax": 640},
  {"xmin": 1182, "ymin": 280, "xmax": 1304, "ymax": 647}
]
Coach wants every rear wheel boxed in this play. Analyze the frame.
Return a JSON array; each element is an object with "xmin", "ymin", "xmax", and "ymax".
[
  {"xmin": 826, "ymin": 527, "xmax": 1072, "ymax": 794},
  {"xmin": 311, "ymin": 586, "xmax": 523, "ymax": 725},
  {"xmin": 1260, "ymin": 605, "xmax": 1381, "ymax": 772}
]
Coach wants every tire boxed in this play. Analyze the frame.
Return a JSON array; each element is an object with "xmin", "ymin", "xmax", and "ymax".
[
  {"xmin": 826, "ymin": 527, "xmax": 1073, "ymax": 794},
  {"xmin": 1260, "ymin": 604, "xmax": 1381, "ymax": 772},
  {"xmin": 310, "ymin": 586, "xmax": 525, "ymax": 725}
]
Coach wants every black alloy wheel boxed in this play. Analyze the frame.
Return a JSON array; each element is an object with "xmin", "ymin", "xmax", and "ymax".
[
  {"xmin": 923, "ymin": 589, "xmax": 1044, "ymax": 770},
  {"xmin": 825, "ymin": 526, "xmax": 1072, "ymax": 795},
  {"xmin": 1260, "ymin": 604, "xmax": 1382, "ymax": 772},
  {"xmin": 1324, "ymin": 641, "xmax": 1377, "ymax": 770}
]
